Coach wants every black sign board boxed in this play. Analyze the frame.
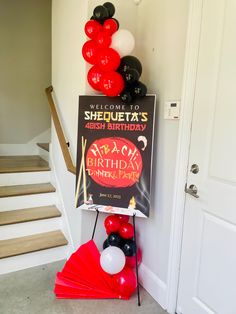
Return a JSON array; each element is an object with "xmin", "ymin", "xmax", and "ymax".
[{"xmin": 75, "ymin": 95, "xmax": 156, "ymax": 218}]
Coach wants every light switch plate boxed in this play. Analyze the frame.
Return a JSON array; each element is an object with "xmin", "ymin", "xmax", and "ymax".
[{"xmin": 164, "ymin": 101, "xmax": 180, "ymax": 120}]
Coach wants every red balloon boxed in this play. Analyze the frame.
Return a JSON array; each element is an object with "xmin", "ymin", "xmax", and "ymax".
[
  {"xmin": 104, "ymin": 215, "xmax": 121, "ymax": 234},
  {"xmin": 82, "ymin": 40, "xmax": 99, "ymax": 65},
  {"xmin": 119, "ymin": 223, "xmax": 134, "ymax": 239},
  {"xmin": 112, "ymin": 266, "xmax": 137, "ymax": 298},
  {"xmin": 95, "ymin": 31, "xmax": 112, "ymax": 48},
  {"xmin": 87, "ymin": 65, "xmax": 103, "ymax": 91},
  {"xmin": 84, "ymin": 20, "xmax": 102, "ymax": 39},
  {"xmin": 98, "ymin": 48, "xmax": 121, "ymax": 72},
  {"xmin": 116, "ymin": 214, "xmax": 129, "ymax": 224},
  {"xmin": 103, "ymin": 18, "xmax": 119, "ymax": 35},
  {"xmin": 100, "ymin": 71, "xmax": 124, "ymax": 97},
  {"xmin": 126, "ymin": 249, "xmax": 142, "ymax": 268}
]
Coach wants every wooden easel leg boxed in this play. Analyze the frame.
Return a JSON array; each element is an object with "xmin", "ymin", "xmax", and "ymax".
[
  {"xmin": 132, "ymin": 213, "xmax": 141, "ymax": 306},
  {"xmin": 91, "ymin": 209, "xmax": 100, "ymax": 240}
]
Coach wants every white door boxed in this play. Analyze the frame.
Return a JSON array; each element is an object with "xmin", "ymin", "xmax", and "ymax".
[{"xmin": 177, "ymin": 1, "xmax": 236, "ymax": 314}]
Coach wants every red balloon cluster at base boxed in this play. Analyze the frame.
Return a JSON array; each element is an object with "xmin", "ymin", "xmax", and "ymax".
[
  {"xmin": 103, "ymin": 214, "xmax": 142, "ymax": 289},
  {"xmin": 113, "ymin": 266, "xmax": 137, "ymax": 298},
  {"xmin": 104, "ymin": 214, "xmax": 121, "ymax": 234}
]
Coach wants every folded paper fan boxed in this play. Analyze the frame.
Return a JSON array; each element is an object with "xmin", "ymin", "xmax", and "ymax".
[
  {"xmin": 55, "ymin": 273, "xmax": 117, "ymax": 299},
  {"xmin": 69, "ymin": 240, "xmax": 114, "ymax": 290},
  {"xmin": 54, "ymin": 240, "xmax": 129, "ymax": 299}
]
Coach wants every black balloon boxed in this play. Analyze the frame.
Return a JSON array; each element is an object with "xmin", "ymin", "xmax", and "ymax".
[
  {"xmin": 103, "ymin": 2, "xmax": 115, "ymax": 17},
  {"xmin": 132, "ymin": 81, "xmax": 147, "ymax": 97},
  {"xmin": 112, "ymin": 18, "xmax": 120, "ymax": 29},
  {"xmin": 103, "ymin": 239, "xmax": 110, "ymax": 249},
  {"xmin": 119, "ymin": 56, "xmax": 142, "ymax": 76},
  {"xmin": 123, "ymin": 68, "xmax": 140, "ymax": 84},
  {"xmin": 93, "ymin": 5, "xmax": 109, "ymax": 21},
  {"xmin": 108, "ymin": 233, "xmax": 122, "ymax": 247},
  {"xmin": 121, "ymin": 89, "xmax": 133, "ymax": 103},
  {"xmin": 122, "ymin": 239, "xmax": 136, "ymax": 257},
  {"xmin": 90, "ymin": 15, "xmax": 104, "ymax": 25}
]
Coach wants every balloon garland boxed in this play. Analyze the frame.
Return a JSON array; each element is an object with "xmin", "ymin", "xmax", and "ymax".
[
  {"xmin": 82, "ymin": 2, "xmax": 147, "ymax": 103},
  {"xmin": 101, "ymin": 214, "xmax": 142, "ymax": 281}
]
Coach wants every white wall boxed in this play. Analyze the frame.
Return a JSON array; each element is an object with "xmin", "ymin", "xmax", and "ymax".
[
  {"xmin": 0, "ymin": 128, "xmax": 51, "ymax": 155},
  {"xmin": 51, "ymin": 0, "xmax": 189, "ymax": 309},
  {"xmin": 136, "ymin": 0, "xmax": 189, "ymax": 304},
  {"xmin": 51, "ymin": 0, "xmax": 138, "ymax": 253},
  {"xmin": 0, "ymin": 0, "xmax": 51, "ymax": 144},
  {"xmin": 51, "ymin": 0, "xmax": 88, "ymax": 249}
]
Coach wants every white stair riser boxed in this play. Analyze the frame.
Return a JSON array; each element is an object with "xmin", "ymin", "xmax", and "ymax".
[
  {"xmin": 0, "ymin": 171, "xmax": 51, "ymax": 186},
  {"xmin": 0, "ymin": 192, "xmax": 57, "ymax": 212},
  {"xmin": 0, "ymin": 144, "xmax": 38, "ymax": 156},
  {"xmin": 0, "ymin": 245, "xmax": 69, "ymax": 275},
  {"xmin": 38, "ymin": 148, "xmax": 50, "ymax": 163},
  {"xmin": 0, "ymin": 147, "xmax": 73, "ymax": 275},
  {"xmin": 0, "ymin": 217, "xmax": 63, "ymax": 240}
]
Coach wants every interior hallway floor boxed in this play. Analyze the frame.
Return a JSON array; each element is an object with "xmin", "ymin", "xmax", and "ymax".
[{"xmin": 0, "ymin": 260, "xmax": 166, "ymax": 314}]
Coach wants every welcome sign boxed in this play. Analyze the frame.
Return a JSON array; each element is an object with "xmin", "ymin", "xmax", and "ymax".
[{"xmin": 75, "ymin": 95, "xmax": 156, "ymax": 218}]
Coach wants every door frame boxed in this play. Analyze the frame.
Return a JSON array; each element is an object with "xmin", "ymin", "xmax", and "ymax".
[{"xmin": 166, "ymin": 0, "xmax": 204, "ymax": 313}]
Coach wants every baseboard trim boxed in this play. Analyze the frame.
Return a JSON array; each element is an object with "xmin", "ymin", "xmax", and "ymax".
[{"xmin": 139, "ymin": 263, "xmax": 167, "ymax": 309}]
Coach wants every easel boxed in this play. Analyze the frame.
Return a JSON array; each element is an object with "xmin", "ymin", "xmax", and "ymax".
[
  {"xmin": 91, "ymin": 208, "xmax": 141, "ymax": 306},
  {"xmin": 76, "ymin": 136, "xmax": 141, "ymax": 306}
]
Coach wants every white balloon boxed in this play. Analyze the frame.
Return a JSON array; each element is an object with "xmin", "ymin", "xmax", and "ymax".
[
  {"xmin": 111, "ymin": 29, "xmax": 135, "ymax": 57},
  {"xmin": 100, "ymin": 246, "xmax": 126, "ymax": 275}
]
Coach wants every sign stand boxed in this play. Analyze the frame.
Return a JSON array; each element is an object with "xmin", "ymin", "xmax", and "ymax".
[
  {"xmin": 91, "ymin": 210, "xmax": 141, "ymax": 306},
  {"xmin": 132, "ymin": 213, "xmax": 141, "ymax": 306},
  {"xmin": 91, "ymin": 208, "xmax": 100, "ymax": 240}
]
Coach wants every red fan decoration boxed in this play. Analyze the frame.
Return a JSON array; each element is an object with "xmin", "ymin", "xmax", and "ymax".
[{"xmin": 54, "ymin": 240, "xmax": 136, "ymax": 299}]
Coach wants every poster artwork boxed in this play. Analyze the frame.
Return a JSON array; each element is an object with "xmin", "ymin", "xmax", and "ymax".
[{"xmin": 75, "ymin": 95, "xmax": 156, "ymax": 218}]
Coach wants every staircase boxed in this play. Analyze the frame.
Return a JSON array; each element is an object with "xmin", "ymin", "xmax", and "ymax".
[{"xmin": 0, "ymin": 145, "xmax": 70, "ymax": 274}]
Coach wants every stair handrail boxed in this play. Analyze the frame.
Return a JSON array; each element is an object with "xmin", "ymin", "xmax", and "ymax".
[{"xmin": 45, "ymin": 86, "xmax": 76, "ymax": 175}]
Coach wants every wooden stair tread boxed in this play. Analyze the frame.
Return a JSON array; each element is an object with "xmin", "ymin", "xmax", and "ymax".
[
  {"xmin": 0, "ymin": 230, "xmax": 68, "ymax": 259},
  {"xmin": 0, "ymin": 205, "xmax": 61, "ymax": 226},
  {"xmin": 0, "ymin": 183, "xmax": 56, "ymax": 198},
  {"xmin": 0, "ymin": 155, "xmax": 50, "ymax": 173},
  {"xmin": 37, "ymin": 143, "xmax": 50, "ymax": 152}
]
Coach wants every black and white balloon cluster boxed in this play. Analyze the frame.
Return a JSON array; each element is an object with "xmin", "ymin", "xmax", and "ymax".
[
  {"xmin": 100, "ymin": 214, "xmax": 142, "ymax": 275},
  {"xmin": 118, "ymin": 56, "xmax": 147, "ymax": 104},
  {"xmin": 82, "ymin": 2, "xmax": 147, "ymax": 103},
  {"xmin": 91, "ymin": 2, "xmax": 119, "ymax": 26}
]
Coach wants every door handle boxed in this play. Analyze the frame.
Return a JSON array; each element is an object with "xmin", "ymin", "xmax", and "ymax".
[{"xmin": 185, "ymin": 184, "xmax": 199, "ymax": 198}]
